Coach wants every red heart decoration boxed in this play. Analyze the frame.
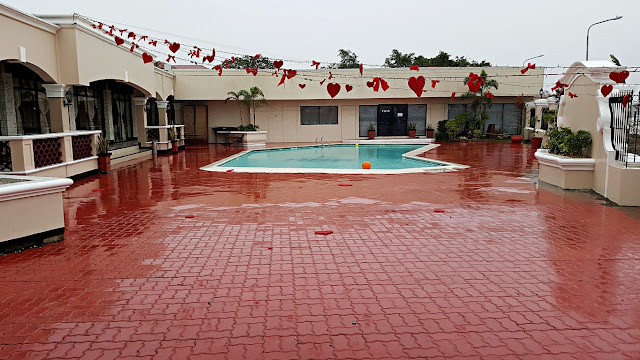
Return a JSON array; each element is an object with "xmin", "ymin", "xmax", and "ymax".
[
  {"xmin": 609, "ymin": 70, "xmax": 629, "ymax": 84},
  {"xmin": 623, "ymin": 94, "xmax": 631, "ymax": 107},
  {"xmin": 601, "ymin": 84, "xmax": 613, "ymax": 97},
  {"xmin": 327, "ymin": 83, "xmax": 341, "ymax": 98},
  {"xmin": 299, "ymin": 84, "xmax": 306, "ymax": 89},
  {"xmin": 359, "ymin": 63, "xmax": 363, "ymax": 76},
  {"xmin": 451, "ymin": 92, "xmax": 456, "ymax": 101},
  {"xmin": 409, "ymin": 65, "xmax": 419, "ymax": 71},
  {"xmin": 315, "ymin": 230, "xmax": 334, "ymax": 235},
  {"xmin": 380, "ymin": 78, "xmax": 389, "ymax": 91},
  {"xmin": 408, "ymin": 76, "xmax": 426, "ymax": 97},
  {"xmin": 273, "ymin": 60, "xmax": 283, "ymax": 69},
  {"xmin": 366, "ymin": 81, "xmax": 374, "ymax": 88},
  {"xmin": 345, "ymin": 84, "xmax": 353, "ymax": 92},
  {"xmin": 168, "ymin": 42, "xmax": 180, "ymax": 53},
  {"xmin": 278, "ymin": 74, "xmax": 286, "ymax": 86},
  {"xmin": 286, "ymin": 69, "xmax": 297, "ymax": 79},
  {"xmin": 114, "ymin": 36, "xmax": 124, "ymax": 46},
  {"xmin": 142, "ymin": 53, "xmax": 153, "ymax": 64}
]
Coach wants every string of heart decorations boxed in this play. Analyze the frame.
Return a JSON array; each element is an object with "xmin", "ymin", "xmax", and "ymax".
[{"xmin": 81, "ymin": 15, "xmax": 639, "ymax": 106}]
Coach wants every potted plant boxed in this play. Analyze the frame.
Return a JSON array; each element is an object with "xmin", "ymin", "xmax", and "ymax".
[
  {"xmin": 368, "ymin": 123, "xmax": 376, "ymax": 139},
  {"xmin": 168, "ymin": 127, "xmax": 179, "ymax": 153},
  {"xmin": 96, "ymin": 134, "xmax": 111, "ymax": 174},
  {"xmin": 408, "ymin": 123, "xmax": 417, "ymax": 138},
  {"xmin": 426, "ymin": 124, "xmax": 435, "ymax": 138}
]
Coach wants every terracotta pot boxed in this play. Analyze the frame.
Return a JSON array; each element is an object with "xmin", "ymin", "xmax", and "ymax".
[
  {"xmin": 171, "ymin": 141, "xmax": 179, "ymax": 153},
  {"xmin": 426, "ymin": 129, "xmax": 435, "ymax": 138},
  {"xmin": 511, "ymin": 135, "xmax": 523, "ymax": 144},
  {"xmin": 368, "ymin": 130, "xmax": 375, "ymax": 140},
  {"xmin": 531, "ymin": 137, "xmax": 543, "ymax": 150},
  {"xmin": 98, "ymin": 154, "xmax": 111, "ymax": 174},
  {"xmin": 409, "ymin": 130, "xmax": 416, "ymax": 138}
]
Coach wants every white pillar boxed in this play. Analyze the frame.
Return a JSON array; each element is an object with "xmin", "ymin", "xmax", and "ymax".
[{"xmin": 42, "ymin": 84, "xmax": 72, "ymax": 133}]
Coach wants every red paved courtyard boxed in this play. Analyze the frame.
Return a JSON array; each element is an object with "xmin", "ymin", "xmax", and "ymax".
[{"xmin": 1, "ymin": 142, "xmax": 640, "ymax": 359}]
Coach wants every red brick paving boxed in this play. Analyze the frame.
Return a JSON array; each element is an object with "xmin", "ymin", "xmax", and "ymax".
[{"xmin": 1, "ymin": 142, "xmax": 640, "ymax": 359}]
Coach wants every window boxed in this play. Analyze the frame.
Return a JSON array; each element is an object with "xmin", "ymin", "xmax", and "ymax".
[
  {"xmin": 300, "ymin": 106, "xmax": 338, "ymax": 125},
  {"xmin": 74, "ymin": 87, "xmax": 101, "ymax": 131},
  {"xmin": 447, "ymin": 103, "xmax": 522, "ymax": 135},
  {"xmin": 146, "ymin": 98, "xmax": 159, "ymax": 126},
  {"xmin": 7, "ymin": 62, "xmax": 50, "ymax": 135}
]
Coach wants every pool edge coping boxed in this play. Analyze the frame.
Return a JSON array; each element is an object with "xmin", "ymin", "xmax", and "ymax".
[{"xmin": 200, "ymin": 143, "xmax": 469, "ymax": 174}]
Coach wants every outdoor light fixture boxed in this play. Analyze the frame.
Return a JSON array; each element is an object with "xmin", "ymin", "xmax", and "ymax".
[
  {"xmin": 539, "ymin": 88, "xmax": 544, "ymax": 98},
  {"xmin": 586, "ymin": 16, "xmax": 622, "ymax": 61},
  {"xmin": 63, "ymin": 89, "xmax": 73, "ymax": 107}
]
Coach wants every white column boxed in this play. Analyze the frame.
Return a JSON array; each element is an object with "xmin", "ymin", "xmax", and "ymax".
[
  {"xmin": 42, "ymin": 84, "xmax": 72, "ymax": 133},
  {"xmin": 134, "ymin": 97, "xmax": 148, "ymax": 146}
]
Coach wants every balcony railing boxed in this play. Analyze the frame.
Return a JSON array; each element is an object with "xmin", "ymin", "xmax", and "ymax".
[
  {"xmin": 0, "ymin": 130, "xmax": 101, "ymax": 175},
  {"xmin": 144, "ymin": 125, "xmax": 185, "ymax": 143}
]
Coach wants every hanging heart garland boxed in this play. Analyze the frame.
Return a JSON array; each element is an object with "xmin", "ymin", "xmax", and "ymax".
[
  {"xmin": 245, "ymin": 67, "xmax": 258, "ymax": 76},
  {"xmin": 609, "ymin": 71, "xmax": 629, "ymax": 84},
  {"xmin": 486, "ymin": 92, "xmax": 495, "ymax": 98},
  {"xmin": 142, "ymin": 52, "xmax": 153, "ymax": 64},
  {"xmin": 408, "ymin": 76, "xmax": 426, "ymax": 97},
  {"xmin": 601, "ymin": 84, "xmax": 613, "ymax": 97},
  {"xmin": 359, "ymin": 63, "xmax": 363, "ymax": 76},
  {"xmin": 521, "ymin": 63, "xmax": 536, "ymax": 74},
  {"xmin": 622, "ymin": 94, "xmax": 631, "ymax": 107},
  {"xmin": 168, "ymin": 42, "xmax": 181, "ymax": 53},
  {"xmin": 345, "ymin": 84, "xmax": 353, "ymax": 92},
  {"xmin": 451, "ymin": 92, "xmax": 456, "ymax": 102},
  {"xmin": 327, "ymin": 83, "xmax": 341, "ymax": 98},
  {"xmin": 516, "ymin": 93, "xmax": 523, "ymax": 106},
  {"xmin": 409, "ymin": 65, "xmax": 419, "ymax": 71},
  {"xmin": 320, "ymin": 79, "xmax": 326, "ymax": 86},
  {"xmin": 431, "ymin": 80, "xmax": 440, "ymax": 88},
  {"xmin": 568, "ymin": 92, "xmax": 578, "ymax": 98},
  {"xmin": 285, "ymin": 69, "xmax": 297, "ymax": 79},
  {"xmin": 273, "ymin": 60, "xmax": 284, "ymax": 69},
  {"xmin": 299, "ymin": 84, "xmax": 306, "ymax": 89},
  {"xmin": 312, "ymin": 60, "xmax": 321, "ymax": 69},
  {"xmin": 114, "ymin": 36, "xmax": 124, "ymax": 46},
  {"xmin": 278, "ymin": 74, "xmax": 286, "ymax": 86}
]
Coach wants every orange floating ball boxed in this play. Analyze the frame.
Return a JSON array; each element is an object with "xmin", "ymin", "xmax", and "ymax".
[{"xmin": 362, "ymin": 161, "xmax": 372, "ymax": 169}]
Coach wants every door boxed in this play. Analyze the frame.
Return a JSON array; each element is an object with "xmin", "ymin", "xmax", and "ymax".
[{"xmin": 377, "ymin": 104, "xmax": 408, "ymax": 136}]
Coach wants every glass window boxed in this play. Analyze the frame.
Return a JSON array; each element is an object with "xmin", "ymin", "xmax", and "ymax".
[
  {"xmin": 74, "ymin": 87, "xmax": 101, "ymax": 130},
  {"xmin": 447, "ymin": 103, "xmax": 522, "ymax": 135},
  {"xmin": 146, "ymin": 98, "xmax": 159, "ymax": 126},
  {"xmin": 7, "ymin": 62, "xmax": 50, "ymax": 135},
  {"xmin": 358, "ymin": 105, "xmax": 377, "ymax": 137},
  {"xmin": 300, "ymin": 106, "xmax": 338, "ymax": 125},
  {"xmin": 408, "ymin": 105, "xmax": 427, "ymax": 136}
]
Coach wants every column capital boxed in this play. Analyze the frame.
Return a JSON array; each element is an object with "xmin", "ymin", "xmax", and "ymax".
[
  {"xmin": 156, "ymin": 100, "xmax": 169, "ymax": 109},
  {"xmin": 133, "ymin": 97, "xmax": 148, "ymax": 106},
  {"xmin": 172, "ymin": 103, "xmax": 182, "ymax": 110},
  {"xmin": 42, "ymin": 84, "xmax": 71, "ymax": 98}
]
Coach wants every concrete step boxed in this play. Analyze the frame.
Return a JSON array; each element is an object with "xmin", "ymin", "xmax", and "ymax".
[{"xmin": 111, "ymin": 148, "xmax": 152, "ymax": 165}]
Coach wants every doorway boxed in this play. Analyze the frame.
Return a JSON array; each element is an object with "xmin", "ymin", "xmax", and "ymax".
[{"xmin": 377, "ymin": 104, "xmax": 408, "ymax": 136}]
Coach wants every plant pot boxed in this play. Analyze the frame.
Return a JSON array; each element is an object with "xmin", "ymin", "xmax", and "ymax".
[
  {"xmin": 531, "ymin": 137, "xmax": 543, "ymax": 150},
  {"xmin": 408, "ymin": 130, "xmax": 416, "ymax": 138},
  {"xmin": 98, "ymin": 153, "xmax": 111, "ymax": 174},
  {"xmin": 368, "ymin": 130, "xmax": 375, "ymax": 140},
  {"xmin": 171, "ymin": 141, "xmax": 179, "ymax": 153},
  {"xmin": 511, "ymin": 135, "xmax": 523, "ymax": 144},
  {"xmin": 426, "ymin": 129, "xmax": 435, "ymax": 138}
]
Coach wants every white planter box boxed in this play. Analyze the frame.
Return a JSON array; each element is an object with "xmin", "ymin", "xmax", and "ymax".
[{"xmin": 534, "ymin": 149, "xmax": 595, "ymax": 189}]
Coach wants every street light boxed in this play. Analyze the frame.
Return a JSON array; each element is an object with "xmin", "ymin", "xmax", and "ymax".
[
  {"xmin": 523, "ymin": 55, "xmax": 544, "ymax": 67},
  {"xmin": 586, "ymin": 16, "xmax": 622, "ymax": 60}
]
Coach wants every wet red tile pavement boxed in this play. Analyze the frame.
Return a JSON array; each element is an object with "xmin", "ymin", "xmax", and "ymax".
[{"xmin": 1, "ymin": 142, "xmax": 640, "ymax": 359}]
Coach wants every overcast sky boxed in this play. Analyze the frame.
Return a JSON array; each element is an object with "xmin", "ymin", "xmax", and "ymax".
[{"xmin": 6, "ymin": 0, "xmax": 639, "ymax": 88}]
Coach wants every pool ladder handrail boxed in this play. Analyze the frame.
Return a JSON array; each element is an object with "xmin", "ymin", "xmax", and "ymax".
[{"xmin": 315, "ymin": 137, "xmax": 329, "ymax": 146}]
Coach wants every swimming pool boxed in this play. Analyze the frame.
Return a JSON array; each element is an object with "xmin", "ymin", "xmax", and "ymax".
[{"xmin": 201, "ymin": 144, "xmax": 466, "ymax": 174}]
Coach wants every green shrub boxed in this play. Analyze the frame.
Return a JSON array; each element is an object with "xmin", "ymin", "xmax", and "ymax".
[
  {"xmin": 446, "ymin": 113, "xmax": 468, "ymax": 139},
  {"xmin": 547, "ymin": 128, "xmax": 592, "ymax": 157},
  {"xmin": 435, "ymin": 120, "xmax": 449, "ymax": 140},
  {"xmin": 472, "ymin": 129, "xmax": 483, "ymax": 139}
]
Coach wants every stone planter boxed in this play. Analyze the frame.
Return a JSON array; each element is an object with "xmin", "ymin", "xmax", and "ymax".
[{"xmin": 534, "ymin": 149, "xmax": 595, "ymax": 189}]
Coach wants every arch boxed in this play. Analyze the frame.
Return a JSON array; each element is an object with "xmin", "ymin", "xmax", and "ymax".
[{"xmin": 1, "ymin": 59, "xmax": 56, "ymax": 83}]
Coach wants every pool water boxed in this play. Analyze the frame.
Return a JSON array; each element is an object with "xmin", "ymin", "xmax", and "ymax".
[{"xmin": 220, "ymin": 145, "xmax": 438, "ymax": 170}]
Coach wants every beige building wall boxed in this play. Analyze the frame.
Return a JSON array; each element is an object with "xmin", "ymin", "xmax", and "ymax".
[{"xmin": 0, "ymin": 7, "xmax": 59, "ymax": 82}]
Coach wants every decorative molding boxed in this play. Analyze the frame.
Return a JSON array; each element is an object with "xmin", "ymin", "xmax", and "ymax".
[
  {"xmin": 42, "ymin": 84, "xmax": 69, "ymax": 98},
  {"xmin": 559, "ymin": 60, "xmax": 625, "ymax": 87},
  {"xmin": 535, "ymin": 149, "xmax": 595, "ymax": 171},
  {"xmin": 0, "ymin": 175, "xmax": 72, "ymax": 202},
  {"xmin": 0, "ymin": 4, "xmax": 59, "ymax": 34},
  {"xmin": 0, "ymin": 130, "xmax": 101, "ymax": 141},
  {"xmin": 133, "ymin": 97, "xmax": 148, "ymax": 106},
  {"xmin": 156, "ymin": 100, "xmax": 169, "ymax": 109}
]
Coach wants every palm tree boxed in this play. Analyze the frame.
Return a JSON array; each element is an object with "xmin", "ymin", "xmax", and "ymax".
[
  {"xmin": 225, "ymin": 90, "xmax": 249, "ymax": 125},
  {"xmin": 242, "ymin": 86, "xmax": 267, "ymax": 126},
  {"xmin": 460, "ymin": 70, "xmax": 499, "ymax": 133}
]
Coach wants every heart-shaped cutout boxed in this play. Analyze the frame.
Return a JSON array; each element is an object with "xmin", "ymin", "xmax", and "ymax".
[
  {"xmin": 366, "ymin": 81, "xmax": 374, "ymax": 88},
  {"xmin": 169, "ymin": 42, "xmax": 180, "ymax": 53},
  {"xmin": 114, "ymin": 37, "xmax": 124, "ymax": 46},
  {"xmin": 273, "ymin": 60, "xmax": 283, "ymax": 69},
  {"xmin": 601, "ymin": 84, "xmax": 613, "ymax": 97},
  {"xmin": 609, "ymin": 70, "xmax": 629, "ymax": 84},
  {"xmin": 327, "ymin": 83, "xmax": 341, "ymax": 98},
  {"xmin": 299, "ymin": 84, "xmax": 306, "ymax": 89},
  {"xmin": 142, "ymin": 53, "xmax": 153, "ymax": 64},
  {"xmin": 408, "ymin": 76, "xmax": 426, "ymax": 97},
  {"xmin": 345, "ymin": 84, "xmax": 353, "ymax": 92},
  {"xmin": 623, "ymin": 94, "xmax": 631, "ymax": 107}
]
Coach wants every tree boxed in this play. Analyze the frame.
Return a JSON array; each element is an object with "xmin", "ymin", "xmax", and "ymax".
[
  {"xmin": 452, "ymin": 69, "xmax": 498, "ymax": 135},
  {"xmin": 384, "ymin": 49, "xmax": 415, "ymax": 68},
  {"xmin": 242, "ymin": 86, "xmax": 267, "ymax": 126},
  {"xmin": 337, "ymin": 49, "xmax": 359, "ymax": 69},
  {"xmin": 384, "ymin": 50, "xmax": 491, "ymax": 68},
  {"xmin": 225, "ymin": 90, "xmax": 250, "ymax": 125},
  {"xmin": 226, "ymin": 55, "xmax": 275, "ymax": 69}
]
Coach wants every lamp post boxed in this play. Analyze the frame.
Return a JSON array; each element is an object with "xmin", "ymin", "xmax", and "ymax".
[
  {"xmin": 586, "ymin": 16, "xmax": 622, "ymax": 60},
  {"xmin": 523, "ymin": 55, "xmax": 544, "ymax": 67}
]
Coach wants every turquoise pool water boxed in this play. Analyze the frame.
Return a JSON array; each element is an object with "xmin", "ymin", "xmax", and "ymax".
[{"xmin": 220, "ymin": 145, "xmax": 439, "ymax": 170}]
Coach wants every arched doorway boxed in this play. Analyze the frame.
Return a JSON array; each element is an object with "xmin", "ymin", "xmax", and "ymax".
[{"xmin": 0, "ymin": 61, "xmax": 51, "ymax": 136}]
